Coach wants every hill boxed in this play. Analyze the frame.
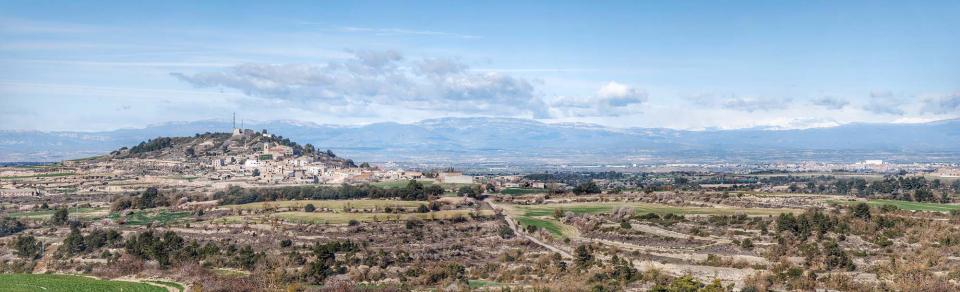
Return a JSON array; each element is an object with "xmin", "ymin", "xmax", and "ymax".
[{"xmin": 93, "ymin": 129, "xmax": 354, "ymax": 168}]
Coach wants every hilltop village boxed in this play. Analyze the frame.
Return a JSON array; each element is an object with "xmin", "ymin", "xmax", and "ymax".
[
  {"xmin": 0, "ymin": 128, "xmax": 480, "ymax": 199},
  {"xmin": 1, "ymin": 129, "xmax": 960, "ymax": 291}
]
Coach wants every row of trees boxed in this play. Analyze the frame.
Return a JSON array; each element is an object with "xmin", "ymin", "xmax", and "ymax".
[
  {"xmin": 215, "ymin": 180, "xmax": 444, "ymax": 205},
  {"xmin": 128, "ymin": 137, "xmax": 175, "ymax": 154},
  {"xmin": 791, "ymin": 176, "xmax": 960, "ymax": 202},
  {"xmin": 111, "ymin": 187, "xmax": 170, "ymax": 211}
]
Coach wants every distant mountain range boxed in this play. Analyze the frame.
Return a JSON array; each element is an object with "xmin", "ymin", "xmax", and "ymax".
[{"xmin": 2, "ymin": 118, "xmax": 959, "ymax": 164}]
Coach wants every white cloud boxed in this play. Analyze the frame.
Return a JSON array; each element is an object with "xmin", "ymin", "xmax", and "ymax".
[
  {"xmin": 720, "ymin": 96, "xmax": 792, "ymax": 112},
  {"xmin": 921, "ymin": 93, "xmax": 960, "ymax": 114},
  {"xmin": 172, "ymin": 51, "xmax": 547, "ymax": 117},
  {"xmin": 810, "ymin": 96, "xmax": 849, "ymax": 110},
  {"xmin": 862, "ymin": 91, "xmax": 906, "ymax": 115},
  {"xmin": 547, "ymin": 81, "xmax": 648, "ymax": 117},
  {"xmin": 597, "ymin": 81, "xmax": 648, "ymax": 107}
]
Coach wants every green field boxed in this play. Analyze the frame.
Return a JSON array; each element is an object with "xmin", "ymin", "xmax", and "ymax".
[
  {"xmin": 6, "ymin": 207, "xmax": 107, "ymax": 220},
  {"xmin": 228, "ymin": 199, "xmax": 427, "ymax": 211},
  {"xmin": 830, "ymin": 199, "xmax": 960, "ymax": 212},
  {"xmin": 0, "ymin": 274, "xmax": 165, "ymax": 292},
  {"xmin": 514, "ymin": 202, "xmax": 798, "ymax": 217},
  {"xmin": 516, "ymin": 217, "xmax": 566, "ymax": 237},
  {"xmin": 108, "ymin": 210, "xmax": 191, "ymax": 226},
  {"xmin": 271, "ymin": 209, "xmax": 493, "ymax": 224},
  {"xmin": 502, "ymin": 201, "xmax": 797, "ymax": 239},
  {"xmin": 499, "ymin": 188, "xmax": 546, "ymax": 195}
]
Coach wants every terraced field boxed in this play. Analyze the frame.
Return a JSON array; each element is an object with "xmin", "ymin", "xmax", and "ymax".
[
  {"xmin": 830, "ymin": 199, "xmax": 960, "ymax": 212},
  {"xmin": 0, "ymin": 274, "xmax": 166, "ymax": 292},
  {"xmin": 501, "ymin": 201, "xmax": 799, "ymax": 239},
  {"xmin": 499, "ymin": 187, "xmax": 546, "ymax": 195},
  {"xmin": 271, "ymin": 209, "xmax": 493, "ymax": 224},
  {"xmin": 6, "ymin": 207, "xmax": 108, "ymax": 220},
  {"xmin": 0, "ymin": 172, "xmax": 75, "ymax": 180},
  {"xmin": 227, "ymin": 199, "xmax": 427, "ymax": 211},
  {"xmin": 516, "ymin": 202, "xmax": 799, "ymax": 217},
  {"xmin": 107, "ymin": 210, "xmax": 191, "ymax": 226}
]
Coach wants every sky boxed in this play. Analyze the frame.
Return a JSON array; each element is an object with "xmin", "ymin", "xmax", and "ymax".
[{"xmin": 1, "ymin": 0, "xmax": 958, "ymax": 131}]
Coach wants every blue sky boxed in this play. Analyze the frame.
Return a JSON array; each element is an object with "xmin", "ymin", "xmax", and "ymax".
[{"xmin": 1, "ymin": 0, "xmax": 958, "ymax": 131}]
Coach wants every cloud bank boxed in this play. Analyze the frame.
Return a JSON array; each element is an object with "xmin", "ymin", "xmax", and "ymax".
[{"xmin": 173, "ymin": 51, "xmax": 548, "ymax": 117}]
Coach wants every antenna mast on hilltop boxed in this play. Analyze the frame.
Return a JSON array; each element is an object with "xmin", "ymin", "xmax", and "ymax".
[{"xmin": 233, "ymin": 112, "xmax": 236, "ymax": 129}]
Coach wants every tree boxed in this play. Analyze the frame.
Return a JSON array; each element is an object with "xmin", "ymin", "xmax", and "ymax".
[
  {"xmin": 824, "ymin": 241, "xmax": 855, "ymax": 270},
  {"xmin": 417, "ymin": 204, "xmax": 430, "ymax": 213},
  {"xmin": 138, "ymin": 187, "xmax": 160, "ymax": 209},
  {"xmin": 574, "ymin": 245, "xmax": 593, "ymax": 268},
  {"xmin": 457, "ymin": 185, "xmax": 483, "ymax": 199},
  {"xmin": 852, "ymin": 203, "xmax": 871, "ymax": 219},
  {"xmin": 573, "ymin": 181, "xmax": 601, "ymax": 195},
  {"xmin": 0, "ymin": 217, "xmax": 26, "ymax": 236},
  {"xmin": 14, "ymin": 235, "xmax": 43, "ymax": 260},
  {"xmin": 304, "ymin": 204, "xmax": 316, "ymax": 212},
  {"xmin": 51, "ymin": 208, "xmax": 69, "ymax": 226},
  {"xmin": 61, "ymin": 226, "xmax": 87, "ymax": 256},
  {"xmin": 914, "ymin": 189, "xmax": 934, "ymax": 202},
  {"xmin": 498, "ymin": 224, "xmax": 515, "ymax": 239},
  {"xmin": 359, "ymin": 162, "xmax": 371, "ymax": 168}
]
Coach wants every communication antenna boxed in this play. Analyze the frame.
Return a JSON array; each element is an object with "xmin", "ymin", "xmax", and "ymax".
[{"xmin": 233, "ymin": 112, "xmax": 236, "ymax": 129}]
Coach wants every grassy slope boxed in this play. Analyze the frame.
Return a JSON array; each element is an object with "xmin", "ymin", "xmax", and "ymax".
[
  {"xmin": 0, "ymin": 274, "xmax": 165, "ymax": 292},
  {"xmin": 107, "ymin": 210, "xmax": 191, "ymax": 226},
  {"xmin": 6, "ymin": 207, "xmax": 108, "ymax": 220},
  {"xmin": 830, "ymin": 199, "xmax": 960, "ymax": 212}
]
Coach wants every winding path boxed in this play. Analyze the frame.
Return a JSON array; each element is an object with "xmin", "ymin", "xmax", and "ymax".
[{"xmin": 487, "ymin": 200, "xmax": 572, "ymax": 259}]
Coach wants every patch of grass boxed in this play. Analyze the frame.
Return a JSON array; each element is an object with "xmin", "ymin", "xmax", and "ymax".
[
  {"xmin": 516, "ymin": 216, "xmax": 566, "ymax": 237},
  {"xmin": 0, "ymin": 274, "xmax": 165, "ymax": 292},
  {"xmin": 228, "ymin": 199, "xmax": 427, "ymax": 211},
  {"xmin": 213, "ymin": 268, "xmax": 250, "ymax": 278},
  {"xmin": 468, "ymin": 280, "xmax": 503, "ymax": 289},
  {"xmin": 145, "ymin": 280, "xmax": 184, "ymax": 292},
  {"xmin": 108, "ymin": 210, "xmax": 191, "ymax": 226},
  {"xmin": 500, "ymin": 188, "xmax": 545, "ymax": 195},
  {"xmin": 829, "ymin": 199, "xmax": 960, "ymax": 212},
  {"xmin": 6, "ymin": 207, "xmax": 107, "ymax": 220}
]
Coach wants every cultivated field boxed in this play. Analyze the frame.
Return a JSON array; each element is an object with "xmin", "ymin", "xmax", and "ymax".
[
  {"xmin": 0, "ymin": 274, "xmax": 167, "ymax": 292},
  {"xmin": 829, "ymin": 198, "xmax": 960, "ymax": 212},
  {"xmin": 509, "ymin": 201, "xmax": 800, "ymax": 217},
  {"xmin": 226, "ymin": 199, "xmax": 427, "ymax": 211},
  {"xmin": 271, "ymin": 209, "xmax": 493, "ymax": 224}
]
